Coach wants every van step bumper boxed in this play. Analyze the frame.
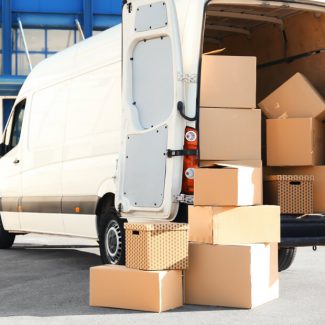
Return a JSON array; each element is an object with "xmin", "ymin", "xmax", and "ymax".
[{"xmin": 281, "ymin": 214, "xmax": 325, "ymax": 247}]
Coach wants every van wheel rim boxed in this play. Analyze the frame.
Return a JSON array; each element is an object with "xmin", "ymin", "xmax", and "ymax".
[{"xmin": 105, "ymin": 221, "xmax": 122, "ymax": 264}]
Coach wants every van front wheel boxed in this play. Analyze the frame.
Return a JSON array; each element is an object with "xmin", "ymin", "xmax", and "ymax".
[
  {"xmin": 99, "ymin": 209, "xmax": 125, "ymax": 265},
  {"xmin": 0, "ymin": 217, "xmax": 15, "ymax": 249}
]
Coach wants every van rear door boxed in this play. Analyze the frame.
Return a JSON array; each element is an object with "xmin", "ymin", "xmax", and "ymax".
[{"xmin": 116, "ymin": 0, "xmax": 186, "ymax": 220}]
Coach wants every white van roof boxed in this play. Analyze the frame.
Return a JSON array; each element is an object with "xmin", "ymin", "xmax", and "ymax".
[{"xmin": 19, "ymin": 24, "xmax": 122, "ymax": 97}]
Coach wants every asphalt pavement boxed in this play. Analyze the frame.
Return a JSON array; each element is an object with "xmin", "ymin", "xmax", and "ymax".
[{"xmin": 0, "ymin": 234, "xmax": 325, "ymax": 325}]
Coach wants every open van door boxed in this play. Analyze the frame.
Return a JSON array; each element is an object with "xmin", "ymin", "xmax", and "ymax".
[{"xmin": 116, "ymin": 0, "xmax": 186, "ymax": 221}]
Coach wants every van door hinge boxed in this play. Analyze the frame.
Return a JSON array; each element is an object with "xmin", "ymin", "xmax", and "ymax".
[
  {"xmin": 176, "ymin": 194, "xmax": 194, "ymax": 205},
  {"xmin": 177, "ymin": 73, "xmax": 198, "ymax": 83},
  {"xmin": 167, "ymin": 149, "xmax": 198, "ymax": 158}
]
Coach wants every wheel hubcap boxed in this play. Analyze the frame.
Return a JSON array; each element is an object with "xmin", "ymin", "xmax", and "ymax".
[{"xmin": 104, "ymin": 221, "xmax": 122, "ymax": 264}]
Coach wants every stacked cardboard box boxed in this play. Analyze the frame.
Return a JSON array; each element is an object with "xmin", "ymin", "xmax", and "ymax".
[
  {"xmin": 199, "ymin": 54, "xmax": 262, "ymax": 207},
  {"xmin": 259, "ymin": 73, "xmax": 325, "ymax": 214},
  {"xmin": 184, "ymin": 54, "xmax": 280, "ymax": 309},
  {"xmin": 90, "ymin": 223, "xmax": 188, "ymax": 312}
]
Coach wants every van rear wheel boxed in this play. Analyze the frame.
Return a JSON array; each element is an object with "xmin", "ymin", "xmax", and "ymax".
[
  {"xmin": 0, "ymin": 217, "xmax": 15, "ymax": 249},
  {"xmin": 278, "ymin": 247, "xmax": 297, "ymax": 272},
  {"xmin": 99, "ymin": 209, "xmax": 125, "ymax": 265}
]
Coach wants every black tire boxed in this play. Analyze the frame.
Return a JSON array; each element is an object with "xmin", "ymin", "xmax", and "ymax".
[
  {"xmin": 278, "ymin": 247, "xmax": 297, "ymax": 272},
  {"xmin": 99, "ymin": 208, "xmax": 125, "ymax": 265},
  {"xmin": 0, "ymin": 217, "xmax": 15, "ymax": 249}
]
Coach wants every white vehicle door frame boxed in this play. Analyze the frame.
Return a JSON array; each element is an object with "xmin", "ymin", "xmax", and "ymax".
[{"xmin": 116, "ymin": 0, "xmax": 186, "ymax": 221}]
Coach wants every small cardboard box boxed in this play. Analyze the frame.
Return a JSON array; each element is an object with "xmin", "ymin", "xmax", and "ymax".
[
  {"xmin": 125, "ymin": 223, "xmax": 188, "ymax": 271},
  {"xmin": 200, "ymin": 107, "xmax": 261, "ymax": 161},
  {"xmin": 265, "ymin": 166, "xmax": 325, "ymax": 213},
  {"xmin": 259, "ymin": 73, "xmax": 325, "ymax": 120},
  {"xmin": 264, "ymin": 175, "xmax": 314, "ymax": 214},
  {"xmin": 90, "ymin": 265, "xmax": 183, "ymax": 312},
  {"xmin": 194, "ymin": 161, "xmax": 262, "ymax": 206},
  {"xmin": 200, "ymin": 55, "xmax": 256, "ymax": 108},
  {"xmin": 188, "ymin": 205, "xmax": 280, "ymax": 244},
  {"xmin": 266, "ymin": 118, "xmax": 325, "ymax": 166},
  {"xmin": 185, "ymin": 243, "xmax": 279, "ymax": 309}
]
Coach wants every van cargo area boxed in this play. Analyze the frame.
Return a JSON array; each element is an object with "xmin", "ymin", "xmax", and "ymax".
[{"xmin": 200, "ymin": 1, "xmax": 325, "ymax": 249}]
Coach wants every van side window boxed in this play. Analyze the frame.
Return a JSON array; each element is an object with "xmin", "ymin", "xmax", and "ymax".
[{"xmin": 4, "ymin": 100, "xmax": 26, "ymax": 153}]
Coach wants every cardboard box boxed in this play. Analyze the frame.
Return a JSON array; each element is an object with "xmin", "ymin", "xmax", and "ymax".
[
  {"xmin": 200, "ymin": 107, "xmax": 261, "ymax": 161},
  {"xmin": 185, "ymin": 243, "xmax": 279, "ymax": 309},
  {"xmin": 200, "ymin": 55, "xmax": 256, "ymax": 108},
  {"xmin": 124, "ymin": 223, "xmax": 188, "ymax": 270},
  {"xmin": 90, "ymin": 265, "xmax": 183, "ymax": 312},
  {"xmin": 264, "ymin": 175, "xmax": 314, "ymax": 214},
  {"xmin": 188, "ymin": 205, "xmax": 280, "ymax": 244},
  {"xmin": 259, "ymin": 73, "xmax": 325, "ymax": 120},
  {"xmin": 194, "ymin": 161, "xmax": 262, "ymax": 206},
  {"xmin": 265, "ymin": 166, "xmax": 325, "ymax": 213},
  {"xmin": 266, "ymin": 118, "xmax": 325, "ymax": 166}
]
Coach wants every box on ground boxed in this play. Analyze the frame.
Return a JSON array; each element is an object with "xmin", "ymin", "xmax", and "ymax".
[
  {"xmin": 264, "ymin": 175, "xmax": 313, "ymax": 214},
  {"xmin": 266, "ymin": 118, "xmax": 325, "ymax": 166},
  {"xmin": 200, "ymin": 55, "xmax": 256, "ymax": 108},
  {"xmin": 90, "ymin": 265, "xmax": 183, "ymax": 312},
  {"xmin": 200, "ymin": 107, "xmax": 261, "ymax": 161},
  {"xmin": 185, "ymin": 243, "xmax": 279, "ymax": 309},
  {"xmin": 259, "ymin": 73, "xmax": 325, "ymax": 120},
  {"xmin": 265, "ymin": 166, "xmax": 325, "ymax": 213},
  {"xmin": 189, "ymin": 205, "xmax": 280, "ymax": 244},
  {"xmin": 194, "ymin": 161, "xmax": 262, "ymax": 206},
  {"xmin": 124, "ymin": 223, "xmax": 188, "ymax": 270}
]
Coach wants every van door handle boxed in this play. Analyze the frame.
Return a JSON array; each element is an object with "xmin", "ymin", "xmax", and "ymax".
[{"xmin": 13, "ymin": 159, "xmax": 20, "ymax": 164}]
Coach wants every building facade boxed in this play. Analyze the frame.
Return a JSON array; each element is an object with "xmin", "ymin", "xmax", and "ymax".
[{"xmin": 0, "ymin": 0, "xmax": 122, "ymax": 131}]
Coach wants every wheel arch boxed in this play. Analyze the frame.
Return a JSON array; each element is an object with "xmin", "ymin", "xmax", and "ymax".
[{"xmin": 95, "ymin": 192, "xmax": 116, "ymax": 237}]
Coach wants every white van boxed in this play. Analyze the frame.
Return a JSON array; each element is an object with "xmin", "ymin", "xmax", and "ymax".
[{"xmin": 0, "ymin": 0, "xmax": 325, "ymax": 269}]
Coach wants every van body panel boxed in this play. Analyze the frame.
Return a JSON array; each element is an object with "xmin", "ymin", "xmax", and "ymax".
[
  {"xmin": 62, "ymin": 214, "xmax": 97, "ymax": 238},
  {"xmin": 1, "ymin": 25, "xmax": 122, "ymax": 237}
]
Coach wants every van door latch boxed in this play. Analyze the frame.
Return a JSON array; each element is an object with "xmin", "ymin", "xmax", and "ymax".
[
  {"xmin": 167, "ymin": 149, "xmax": 198, "ymax": 158},
  {"xmin": 127, "ymin": 2, "xmax": 132, "ymax": 13}
]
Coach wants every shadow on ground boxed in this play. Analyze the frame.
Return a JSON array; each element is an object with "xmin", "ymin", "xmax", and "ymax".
[
  {"xmin": 0, "ymin": 247, "xmax": 129, "ymax": 317},
  {"xmin": 0, "ymin": 246, "xmax": 222, "ymax": 317}
]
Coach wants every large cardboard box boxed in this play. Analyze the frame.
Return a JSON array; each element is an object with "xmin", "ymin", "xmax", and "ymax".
[
  {"xmin": 200, "ymin": 107, "xmax": 261, "ymax": 161},
  {"xmin": 90, "ymin": 265, "xmax": 183, "ymax": 312},
  {"xmin": 185, "ymin": 243, "xmax": 279, "ymax": 309},
  {"xmin": 194, "ymin": 161, "xmax": 262, "ymax": 206},
  {"xmin": 259, "ymin": 73, "xmax": 325, "ymax": 120},
  {"xmin": 266, "ymin": 118, "xmax": 325, "ymax": 166},
  {"xmin": 189, "ymin": 205, "xmax": 280, "ymax": 244},
  {"xmin": 200, "ymin": 55, "xmax": 256, "ymax": 108},
  {"xmin": 124, "ymin": 223, "xmax": 188, "ymax": 271},
  {"xmin": 265, "ymin": 166, "xmax": 325, "ymax": 213}
]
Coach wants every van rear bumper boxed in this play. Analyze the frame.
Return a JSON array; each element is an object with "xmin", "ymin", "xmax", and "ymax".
[{"xmin": 281, "ymin": 214, "xmax": 325, "ymax": 247}]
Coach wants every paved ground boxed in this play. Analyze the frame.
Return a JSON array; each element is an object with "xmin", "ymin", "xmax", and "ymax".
[{"xmin": 0, "ymin": 235, "xmax": 325, "ymax": 325}]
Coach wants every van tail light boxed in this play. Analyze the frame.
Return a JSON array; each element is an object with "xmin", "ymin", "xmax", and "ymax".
[{"xmin": 181, "ymin": 127, "xmax": 198, "ymax": 195}]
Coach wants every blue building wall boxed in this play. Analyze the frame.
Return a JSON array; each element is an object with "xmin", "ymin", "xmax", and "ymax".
[{"xmin": 0, "ymin": 0, "xmax": 122, "ymax": 96}]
